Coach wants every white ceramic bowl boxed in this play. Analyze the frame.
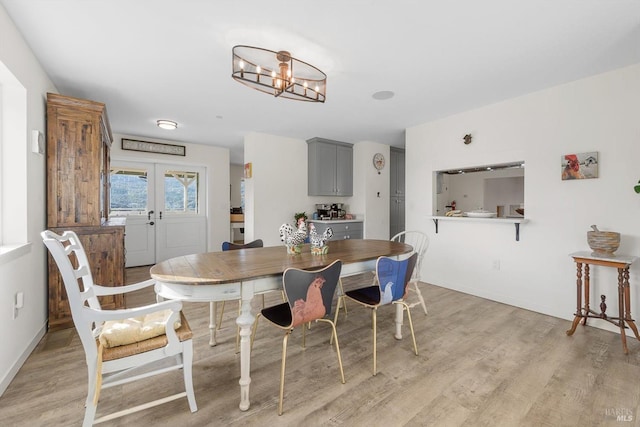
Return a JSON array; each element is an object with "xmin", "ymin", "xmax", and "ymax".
[{"xmin": 465, "ymin": 211, "xmax": 497, "ymax": 218}]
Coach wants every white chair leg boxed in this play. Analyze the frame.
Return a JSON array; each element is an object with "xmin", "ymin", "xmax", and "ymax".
[
  {"xmin": 83, "ymin": 362, "xmax": 98, "ymax": 427},
  {"xmin": 85, "ymin": 363, "xmax": 97, "ymax": 407},
  {"xmin": 83, "ymin": 402, "xmax": 97, "ymax": 427},
  {"xmin": 182, "ymin": 341, "xmax": 198, "ymax": 412},
  {"xmin": 412, "ymin": 280, "xmax": 428, "ymax": 315}
]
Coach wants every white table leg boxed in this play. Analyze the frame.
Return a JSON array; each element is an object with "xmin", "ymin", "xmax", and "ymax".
[
  {"xmin": 209, "ymin": 301, "xmax": 217, "ymax": 346},
  {"xmin": 237, "ymin": 281, "xmax": 255, "ymax": 411},
  {"xmin": 394, "ymin": 302, "xmax": 404, "ymax": 340}
]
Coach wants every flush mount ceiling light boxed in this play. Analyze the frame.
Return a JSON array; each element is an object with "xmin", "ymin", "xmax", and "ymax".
[
  {"xmin": 232, "ymin": 45, "xmax": 326, "ymax": 102},
  {"xmin": 157, "ymin": 120, "xmax": 178, "ymax": 130},
  {"xmin": 372, "ymin": 90, "xmax": 395, "ymax": 100}
]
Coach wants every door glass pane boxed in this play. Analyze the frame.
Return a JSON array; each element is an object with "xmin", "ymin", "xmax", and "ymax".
[
  {"xmin": 164, "ymin": 170, "xmax": 199, "ymax": 213},
  {"xmin": 110, "ymin": 167, "xmax": 149, "ymax": 214}
]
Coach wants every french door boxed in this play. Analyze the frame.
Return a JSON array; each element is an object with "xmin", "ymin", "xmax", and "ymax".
[{"xmin": 110, "ymin": 161, "xmax": 207, "ymax": 267}]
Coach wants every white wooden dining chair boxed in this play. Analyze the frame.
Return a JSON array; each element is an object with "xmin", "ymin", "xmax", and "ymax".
[
  {"xmin": 42, "ymin": 230, "xmax": 197, "ymax": 426},
  {"xmin": 391, "ymin": 231, "xmax": 430, "ymax": 314}
]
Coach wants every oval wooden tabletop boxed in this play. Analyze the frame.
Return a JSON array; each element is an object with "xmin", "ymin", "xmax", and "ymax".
[{"xmin": 150, "ymin": 239, "xmax": 413, "ymax": 285}]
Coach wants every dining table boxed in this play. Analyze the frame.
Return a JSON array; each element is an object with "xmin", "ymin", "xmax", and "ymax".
[{"xmin": 150, "ymin": 238, "xmax": 413, "ymax": 411}]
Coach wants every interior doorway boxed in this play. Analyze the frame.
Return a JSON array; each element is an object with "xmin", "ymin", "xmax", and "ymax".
[{"xmin": 110, "ymin": 161, "xmax": 207, "ymax": 267}]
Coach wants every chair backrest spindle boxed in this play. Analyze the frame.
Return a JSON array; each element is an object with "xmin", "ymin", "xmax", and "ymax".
[{"xmin": 41, "ymin": 230, "xmax": 103, "ymax": 355}]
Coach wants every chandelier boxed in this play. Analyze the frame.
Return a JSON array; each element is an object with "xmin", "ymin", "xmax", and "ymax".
[{"xmin": 231, "ymin": 45, "xmax": 326, "ymax": 103}]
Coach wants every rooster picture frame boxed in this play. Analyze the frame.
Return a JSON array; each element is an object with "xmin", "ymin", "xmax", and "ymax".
[{"xmin": 561, "ymin": 151, "xmax": 598, "ymax": 180}]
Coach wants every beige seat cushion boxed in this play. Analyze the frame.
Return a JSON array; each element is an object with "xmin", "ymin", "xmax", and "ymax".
[
  {"xmin": 99, "ymin": 312, "xmax": 192, "ymax": 362},
  {"xmin": 99, "ymin": 309, "xmax": 182, "ymax": 348}
]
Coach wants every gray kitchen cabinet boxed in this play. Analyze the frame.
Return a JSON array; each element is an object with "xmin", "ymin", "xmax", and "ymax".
[
  {"xmin": 390, "ymin": 147, "xmax": 406, "ymax": 237},
  {"xmin": 390, "ymin": 147, "xmax": 405, "ymax": 198},
  {"xmin": 308, "ymin": 138, "xmax": 353, "ymax": 196},
  {"xmin": 308, "ymin": 220, "xmax": 363, "ymax": 240}
]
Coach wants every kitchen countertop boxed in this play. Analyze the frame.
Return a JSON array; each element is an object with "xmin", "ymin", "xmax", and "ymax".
[{"xmin": 308, "ymin": 219, "xmax": 363, "ymax": 224}]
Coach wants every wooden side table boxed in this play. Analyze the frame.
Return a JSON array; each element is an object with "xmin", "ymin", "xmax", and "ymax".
[{"xmin": 566, "ymin": 251, "xmax": 639, "ymax": 353}]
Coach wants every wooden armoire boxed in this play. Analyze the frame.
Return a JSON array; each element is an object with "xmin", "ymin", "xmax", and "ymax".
[{"xmin": 46, "ymin": 92, "xmax": 126, "ymax": 331}]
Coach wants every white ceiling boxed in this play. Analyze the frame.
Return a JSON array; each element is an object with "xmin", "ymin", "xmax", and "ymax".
[{"xmin": 2, "ymin": 1, "xmax": 639, "ymax": 164}]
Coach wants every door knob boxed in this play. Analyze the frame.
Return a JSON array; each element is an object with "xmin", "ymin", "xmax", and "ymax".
[{"xmin": 147, "ymin": 221, "xmax": 155, "ymax": 226}]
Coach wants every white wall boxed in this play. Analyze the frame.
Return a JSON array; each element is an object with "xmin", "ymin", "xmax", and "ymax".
[
  {"xmin": 230, "ymin": 164, "xmax": 244, "ymax": 242},
  {"xmin": 406, "ymin": 64, "xmax": 640, "ymax": 334},
  {"xmin": 0, "ymin": 4, "xmax": 56, "ymax": 394},
  {"xmin": 244, "ymin": 132, "xmax": 365, "ymax": 247},
  {"xmin": 353, "ymin": 142, "xmax": 390, "ymax": 239},
  {"xmin": 244, "ymin": 132, "xmax": 312, "ymax": 246},
  {"xmin": 230, "ymin": 164, "xmax": 243, "ymax": 209},
  {"xmin": 111, "ymin": 133, "xmax": 230, "ymax": 252}
]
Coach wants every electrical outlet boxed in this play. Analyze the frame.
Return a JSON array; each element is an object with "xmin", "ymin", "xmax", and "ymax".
[{"xmin": 493, "ymin": 260, "xmax": 501, "ymax": 270}]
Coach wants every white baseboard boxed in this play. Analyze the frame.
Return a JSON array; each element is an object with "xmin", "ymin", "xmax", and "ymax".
[{"xmin": 0, "ymin": 322, "xmax": 47, "ymax": 396}]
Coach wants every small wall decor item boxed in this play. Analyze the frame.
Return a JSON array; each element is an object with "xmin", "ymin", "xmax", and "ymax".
[
  {"xmin": 463, "ymin": 134, "xmax": 472, "ymax": 145},
  {"xmin": 244, "ymin": 162, "xmax": 252, "ymax": 178},
  {"xmin": 121, "ymin": 138, "xmax": 185, "ymax": 156},
  {"xmin": 561, "ymin": 152, "xmax": 598, "ymax": 180},
  {"xmin": 372, "ymin": 153, "xmax": 385, "ymax": 174},
  {"xmin": 309, "ymin": 223, "xmax": 333, "ymax": 255},
  {"xmin": 634, "ymin": 179, "xmax": 640, "ymax": 194}
]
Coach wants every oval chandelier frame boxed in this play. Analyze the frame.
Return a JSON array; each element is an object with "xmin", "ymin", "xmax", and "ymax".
[{"xmin": 231, "ymin": 45, "xmax": 327, "ymax": 103}]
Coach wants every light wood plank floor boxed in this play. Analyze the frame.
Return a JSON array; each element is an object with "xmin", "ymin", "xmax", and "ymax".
[{"xmin": 1, "ymin": 267, "xmax": 640, "ymax": 426}]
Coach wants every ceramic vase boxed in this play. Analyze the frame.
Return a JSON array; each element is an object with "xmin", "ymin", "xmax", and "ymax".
[{"xmin": 311, "ymin": 245, "xmax": 329, "ymax": 255}]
